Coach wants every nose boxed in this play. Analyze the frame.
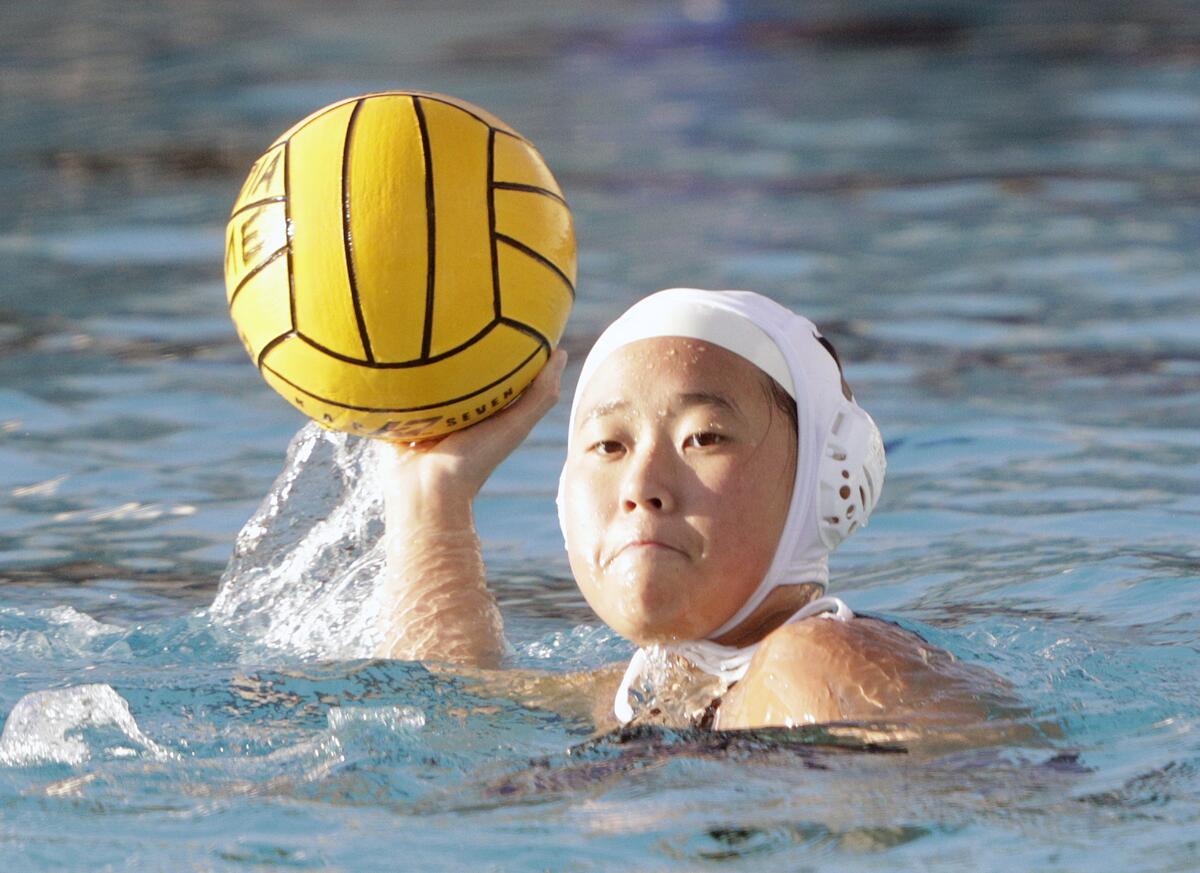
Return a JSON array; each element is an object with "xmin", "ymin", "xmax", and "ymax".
[{"xmin": 620, "ymin": 440, "xmax": 676, "ymax": 514}]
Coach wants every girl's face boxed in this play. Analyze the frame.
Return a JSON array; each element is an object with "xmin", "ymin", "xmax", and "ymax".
[{"xmin": 562, "ymin": 337, "xmax": 797, "ymax": 644}]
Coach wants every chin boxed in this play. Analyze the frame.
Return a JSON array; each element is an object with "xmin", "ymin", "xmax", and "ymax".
[
  {"xmin": 575, "ymin": 560, "xmax": 719, "ymax": 644},
  {"xmin": 609, "ymin": 617, "xmax": 679, "ymax": 647},
  {"xmin": 602, "ymin": 591, "xmax": 710, "ymax": 646}
]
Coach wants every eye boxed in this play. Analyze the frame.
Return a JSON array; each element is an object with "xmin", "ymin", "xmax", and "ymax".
[
  {"xmin": 684, "ymin": 431, "xmax": 724, "ymax": 449},
  {"xmin": 589, "ymin": 439, "xmax": 625, "ymax": 457}
]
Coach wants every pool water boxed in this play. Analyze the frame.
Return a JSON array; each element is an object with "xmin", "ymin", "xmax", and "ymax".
[{"xmin": 2, "ymin": 0, "xmax": 1199, "ymax": 869}]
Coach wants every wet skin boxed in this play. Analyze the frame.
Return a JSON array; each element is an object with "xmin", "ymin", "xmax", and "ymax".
[
  {"xmin": 560, "ymin": 338, "xmax": 796, "ymax": 645},
  {"xmin": 377, "ymin": 341, "xmax": 1021, "ymax": 741}
]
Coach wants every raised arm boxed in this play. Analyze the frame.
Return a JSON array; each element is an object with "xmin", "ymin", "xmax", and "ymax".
[{"xmin": 376, "ymin": 351, "xmax": 567, "ymax": 666}]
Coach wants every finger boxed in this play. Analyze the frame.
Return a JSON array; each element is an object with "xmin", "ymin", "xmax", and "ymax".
[
  {"xmin": 380, "ymin": 432, "xmax": 448, "ymax": 452},
  {"xmin": 415, "ymin": 349, "xmax": 567, "ymax": 461},
  {"xmin": 517, "ymin": 349, "xmax": 568, "ymax": 413},
  {"xmin": 486, "ymin": 349, "xmax": 567, "ymax": 434},
  {"xmin": 452, "ymin": 350, "xmax": 566, "ymax": 449},
  {"xmin": 383, "ymin": 351, "xmax": 567, "ymax": 453}
]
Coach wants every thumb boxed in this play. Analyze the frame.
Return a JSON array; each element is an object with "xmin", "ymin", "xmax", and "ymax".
[
  {"xmin": 474, "ymin": 349, "xmax": 568, "ymax": 444},
  {"xmin": 420, "ymin": 348, "xmax": 567, "ymax": 469}
]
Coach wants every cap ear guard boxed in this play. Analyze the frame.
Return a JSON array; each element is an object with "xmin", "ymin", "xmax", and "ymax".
[{"xmin": 817, "ymin": 401, "xmax": 886, "ymax": 550}]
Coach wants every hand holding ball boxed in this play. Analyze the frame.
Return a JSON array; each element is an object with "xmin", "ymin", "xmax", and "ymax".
[{"xmin": 224, "ymin": 92, "xmax": 575, "ymax": 440}]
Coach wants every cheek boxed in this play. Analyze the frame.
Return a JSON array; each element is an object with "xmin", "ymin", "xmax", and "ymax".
[
  {"xmin": 694, "ymin": 464, "xmax": 758, "ymax": 530},
  {"xmin": 561, "ymin": 460, "xmax": 624, "ymax": 626},
  {"xmin": 696, "ymin": 461, "xmax": 787, "ymax": 578},
  {"xmin": 561, "ymin": 461, "xmax": 606, "ymax": 564}
]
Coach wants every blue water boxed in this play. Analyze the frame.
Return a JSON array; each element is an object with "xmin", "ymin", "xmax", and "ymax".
[{"xmin": 2, "ymin": 1, "xmax": 1199, "ymax": 869}]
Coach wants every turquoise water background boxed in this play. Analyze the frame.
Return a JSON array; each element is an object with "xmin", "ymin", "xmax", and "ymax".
[{"xmin": 2, "ymin": 0, "xmax": 1199, "ymax": 869}]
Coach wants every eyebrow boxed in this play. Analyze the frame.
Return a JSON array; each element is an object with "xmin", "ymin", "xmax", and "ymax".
[
  {"xmin": 580, "ymin": 392, "xmax": 743, "ymax": 425},
  {"xmin": 582, "ymin": 399, "xmax": 630, "ymax": 423},
  {"xmin": 677, "ymin": 392, "xmax": 742, "ymax": 417}
]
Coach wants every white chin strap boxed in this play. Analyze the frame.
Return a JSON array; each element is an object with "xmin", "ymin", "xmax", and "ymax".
[{"xmin": 613, "ymin": 596, "xmax": 854, "ymax": 724}]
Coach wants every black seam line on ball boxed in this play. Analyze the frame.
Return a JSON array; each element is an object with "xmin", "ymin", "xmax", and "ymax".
[
  {"xmin": 497, "ymin": 317, "xmax": 551, "ymax": 351},
  {"xmin": 255, "ymin": 330, "xmax": 296, "ymax": 371},
  {"xmin": 491, "ymin": 182, "xmax": 568, "ymax": 207},
  {"xmin": 229, "ymin": 196, "xmax": 287, "ymax": 221},
  {"xmin": 412, "ymin": 93, "xmax": 527, "ymax": 142},
  {"xmin": 228, "ymin": 246, "xmax": 288, "ymax": 309},
  {"xmin": 276, "ymin": 93, "xmax": 532, "ymax": 152},
  {"xmin": 415, "ymin": 96, "xmax": 436, "ymax": 360},
  {"xmin": 291, "ymin": 319, "xmax": 501, "ymax": 369},
  {"xmin": 341, "ymin": 98, "xmax": 374, "ymax": 364},
  {"xmin": 276, "ymin": 97, "xmax": 361, "ymax": 146},
  {"xmin": 259, "ymin": 342, "xmax": 544, "ymax": 413},
  {"xmin": 487, "ymin": 128, "xmax": 501, "ymax": 320},
  {"xmin": 494, "ymin": 234, "xmax": 576, "ymax": 300},
  {"xmin": 284, "ymin": 140, "xmax": 298, "ymax": 329}
]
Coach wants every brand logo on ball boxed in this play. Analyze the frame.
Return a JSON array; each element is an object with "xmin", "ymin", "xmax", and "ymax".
[{"xmin": 224, "ymin": 91, "xmax": 575, "ymax": 439}]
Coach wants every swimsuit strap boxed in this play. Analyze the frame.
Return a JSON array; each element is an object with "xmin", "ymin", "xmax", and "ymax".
[{"xmin": 612, "ymin": 595, "xmax": 854, "ymax": 724}]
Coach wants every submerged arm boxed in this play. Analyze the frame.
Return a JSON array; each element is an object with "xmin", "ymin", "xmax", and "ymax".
[
  {"xmin": 376, "ymin": 351, "xmax": 567, "ymax": 667},
  {"xmin": 442, "ymin": 662, "xmax": 626, "ymax": 730}
]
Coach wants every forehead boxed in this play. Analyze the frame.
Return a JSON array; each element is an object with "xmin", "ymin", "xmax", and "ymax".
[{"xmin": 575, "ymin": 336, "xmax": 767, "ymax": 414}]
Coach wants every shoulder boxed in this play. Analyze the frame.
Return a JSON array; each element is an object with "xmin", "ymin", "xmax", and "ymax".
[
  {"xmin": 757, "ymin": 614, "xmax": 934, "ymax": 671},
  {"xmin": 716, "ymin": 616, "xmax": 1000, "ymax": 730}
]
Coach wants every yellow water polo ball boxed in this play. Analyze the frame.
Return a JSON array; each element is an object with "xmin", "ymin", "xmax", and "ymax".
[{"xmin": 223, "ymin": 91, "xmax": 576, "ymax": 440}]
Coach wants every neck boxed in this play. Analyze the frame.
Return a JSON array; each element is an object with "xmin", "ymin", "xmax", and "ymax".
[{"xmin": 709, "ymin": 582, "xmax": 824, "ymax": 649}]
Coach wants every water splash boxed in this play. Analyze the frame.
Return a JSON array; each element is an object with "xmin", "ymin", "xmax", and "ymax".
[
  {"xmin": 0, "ymin": 605, "xmax": 126, "ymax": 660},
  {"xmin": 0, "ymin": 684, "xmax": 170, "ymax": 766},
  {"xmin": 209, "ymin": 424, "xmax": 389, "ymax": 660},
  {"xmin": 327, "ymin": 704, "xmax": 426, "ymax": 734}
]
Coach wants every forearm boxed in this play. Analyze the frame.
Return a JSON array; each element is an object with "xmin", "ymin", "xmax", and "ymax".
[
  {"xmin": 376, "ymin": 451, "xmax": 506, "ymax": 666},
  {"xmin": 371, "ymin": 351, "xmax": 567, "ymax": 667}
]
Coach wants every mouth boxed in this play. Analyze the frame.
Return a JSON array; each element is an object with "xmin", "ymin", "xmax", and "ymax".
[{"xmin": 603, "ymin": 539, "xmax": 687, "ymax": 568}]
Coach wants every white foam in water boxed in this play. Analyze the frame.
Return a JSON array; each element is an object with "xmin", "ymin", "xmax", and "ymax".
[
  {"xmin": 209, "ymin": 424, "xmax": 390, "ymax": 660},
  {"xmin": 0, "ymin": 684, "xmax": 170, "ymax": 766},
  {"xmin": 0, "ymin": 605, "xmax": 125, "ymax": 659},
  {"xmin": 522, "ymin": 624, "xmax": 624, "ymax": 667},
  {"xmin": 327, "ymin": 705, "xmax": 426, "ymax": 733}
]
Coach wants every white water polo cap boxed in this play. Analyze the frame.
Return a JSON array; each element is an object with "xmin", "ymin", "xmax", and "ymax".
[{"xmin": 557, "ymin": 288, "xmax": 886, "ymax": 641}]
